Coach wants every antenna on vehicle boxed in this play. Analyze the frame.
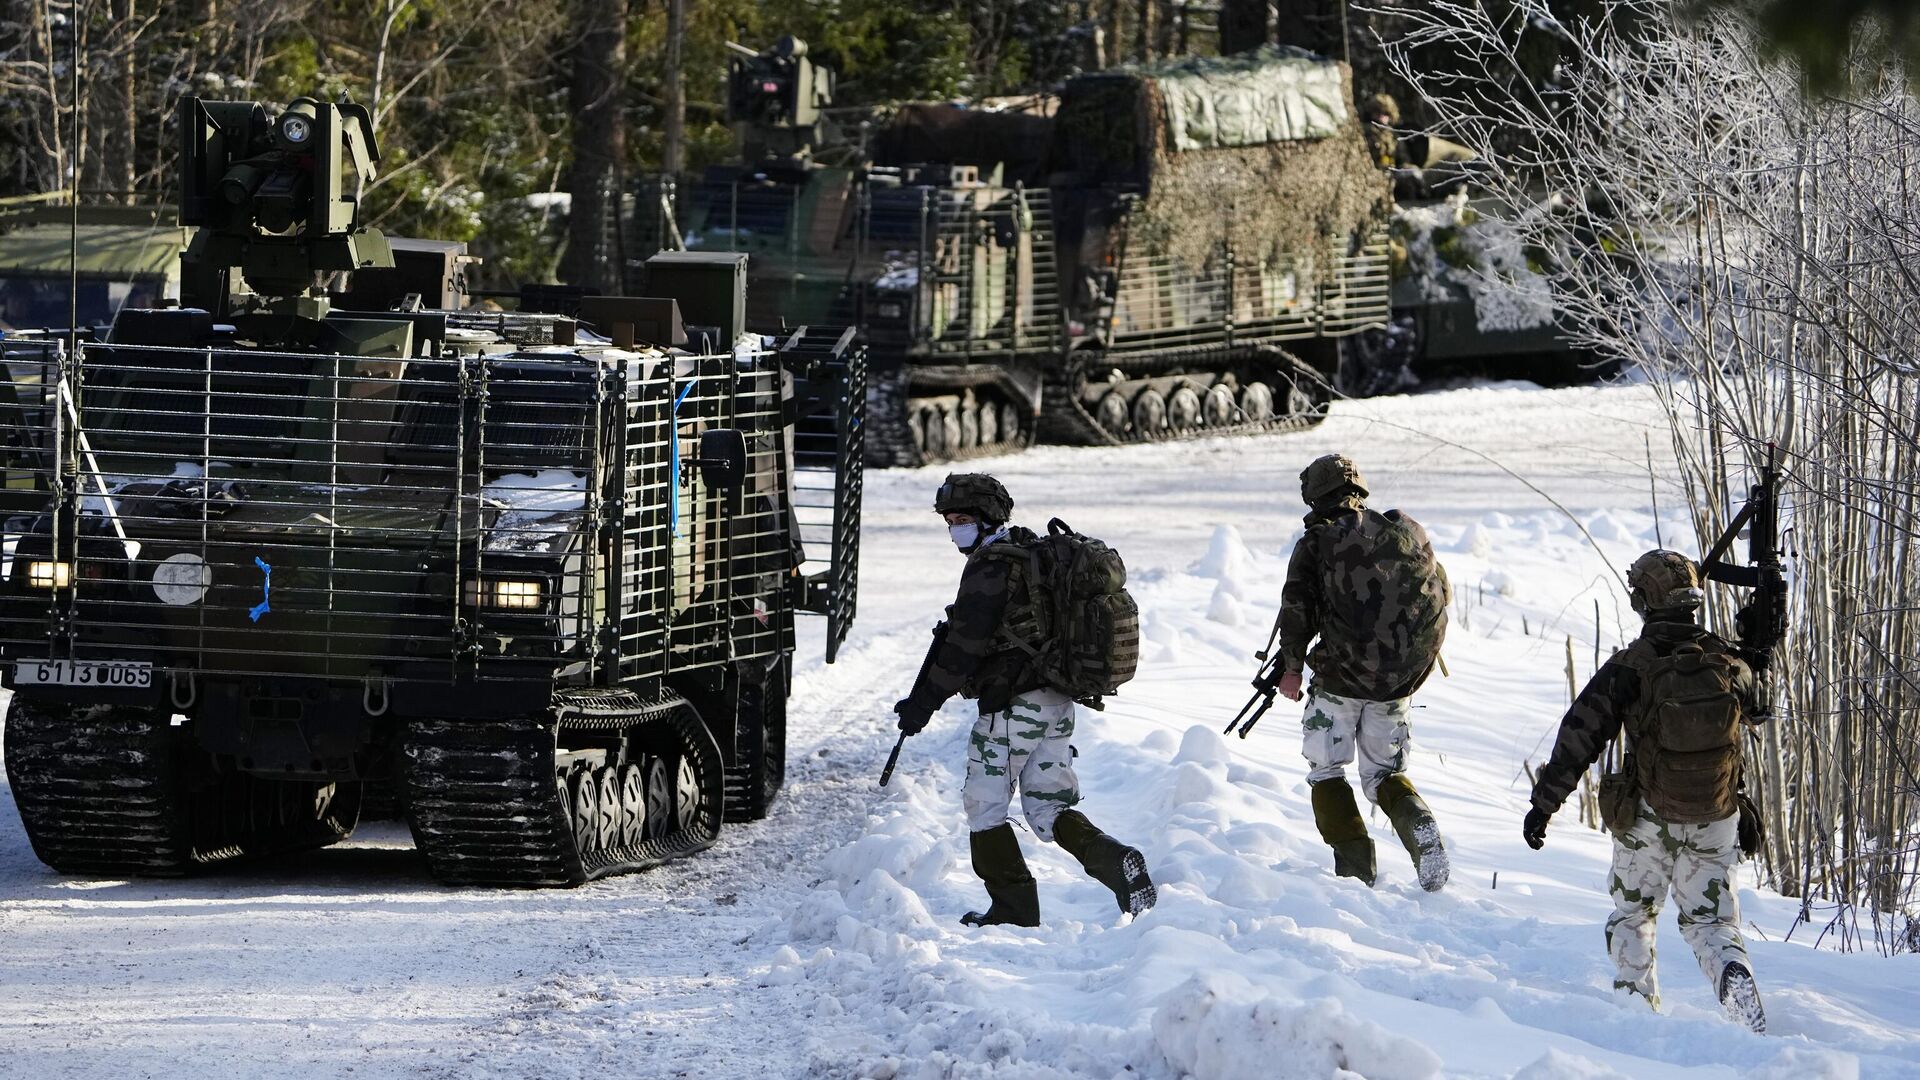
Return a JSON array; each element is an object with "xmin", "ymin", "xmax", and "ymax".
[{"xmin": 67, "ymin": 0, "xmax": 83, "ymax": 352}]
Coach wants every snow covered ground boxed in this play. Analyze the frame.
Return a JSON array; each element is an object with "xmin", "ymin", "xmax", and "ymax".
[{"xmin": 2, "ymin": 383, "xmax": 1915, "ymax": 1079}]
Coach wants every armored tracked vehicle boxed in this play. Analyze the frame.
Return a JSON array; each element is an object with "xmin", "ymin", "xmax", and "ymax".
[
  {"xmin": 0, "ymin": 94, "xmax": 863, "ymax": 887},
  {"xmin": 666, "ymin": 43, "xmax": 1390, "ymax": 467}
]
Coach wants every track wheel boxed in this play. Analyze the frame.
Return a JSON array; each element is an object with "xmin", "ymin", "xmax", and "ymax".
[
  {"xmin": 918, "ymin": 407, "xmax": 949, "ymax": 461},
  {"xmin": 595, "ymin": 766, "xmax": 621, "ymax": 851},
  {"xmin": 1132, "ymin": 389, "xmax": 1169, "ymax": 438},
  {"xmin": 977, "ymin": 401, "xmax": 1000, "ymax": 445},
  {"xmin": 999, "ymin": 403, "xmax": 1023, "ymax": 446},
  {"xmin": 1204, "ymin": 384, "xmax": 1236, "ymax": 426},
  {"xmin": 618, "ymin": 764, "xmax": 646, "ymax": 848},
  {"xmin": 1240, "ymin": 382, "xmax": 1275, "ymax": 422},
  {"xmin": 908, "ymin": 409, "xmax": 928, "ymax": 457},
  {"xmin": 1284, "ymin": 378, "xmax": 1321, "ymax": 420},
  {"xmin": 1095, "ymin": 391, "xmax": 1130, "ymax": 435},
  {"xmin": 674, "ymin": 756, "xmax": 702, "ymax": 835},
  {"xmin": 960, "ymin": 403, "xmax": 981, "ymax": 450},
  {"xmin": 1169, "ymin": 386, "xmax": 1202, "ymax": 431},
  {"xmin": 569, "ymin": 769, "xmax": 598, "ymax": 853},
  {"xmin": 644, "ymin": 756, "xmax": 673, "ymax": 840}
]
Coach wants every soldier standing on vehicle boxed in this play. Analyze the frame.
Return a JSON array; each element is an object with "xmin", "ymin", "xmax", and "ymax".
[
  {"xmin": 1264, "ymin": 454, "xmax": 1452, "ymax": 890},
  {"xmin": 893, "ymin": 473, "xmax": 1156, "ymax": 927},
  {"xmin": 1523, "ymin": 550, "xmax": 1771, "ymax": 1033}
]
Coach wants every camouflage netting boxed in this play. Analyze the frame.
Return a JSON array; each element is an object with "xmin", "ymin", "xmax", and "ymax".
[{"xmin": 1055, "ymin": 47, "xmax": 1388, "ymax": 270}]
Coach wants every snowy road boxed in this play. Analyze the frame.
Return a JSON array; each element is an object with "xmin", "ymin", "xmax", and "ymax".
[{"xmin": 2, "ymin": 384, "xmax": 1915, "ymax": 1079}]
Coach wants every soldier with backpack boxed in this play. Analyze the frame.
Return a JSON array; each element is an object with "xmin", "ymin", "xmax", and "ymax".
[
  {"xmin": 1523, "ymin": 550, "xmax": 1771, "ymax": 1033},
  {"xmin": 893, "ymin": 473, "xmax": 1156, "ymax": 927},
  {"xmin": 1262, "ymin": 454, "xmax": 1453, "ymax": 891}
]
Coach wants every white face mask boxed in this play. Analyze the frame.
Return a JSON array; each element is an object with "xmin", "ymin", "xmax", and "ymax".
[{"xmin": 948, "ymin": 522, "xmax": 981, "ymax": 551}]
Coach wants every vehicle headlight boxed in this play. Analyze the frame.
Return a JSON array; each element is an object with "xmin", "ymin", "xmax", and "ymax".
[
  {"xmin": 877, "ymin": 302, "xmax": 904, "ymax": 319},
  {"xmin": 468, "ymin": 577, "xmax": 546, "ymax": 611},
  {"xmin": 27, "ymin": 561, "xmax": 71, "ymax": 589}
]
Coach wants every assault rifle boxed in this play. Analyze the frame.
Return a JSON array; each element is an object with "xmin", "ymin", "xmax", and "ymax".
[
  {"xmin": 1700, "ymin": 443, "xmax": 1786, "ymax": 707},
  {"xmin": 1225, "ymin": 613, "xmax": 1288, "ymax": 739},
  {"xmin": 880, "ymin": 622, "xmax": 948, "ymax": 787}
]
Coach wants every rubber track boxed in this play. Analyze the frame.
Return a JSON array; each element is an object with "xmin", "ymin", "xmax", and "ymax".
[
  {"xmin": 402, "ymin": 689, "xmax": 725, "ymax": 887},
  {"xmin": 3, "ymin": 699, "xmax": 356, "ymax": 877},
  {"xmin": 1040, "ymin": 343, "xmax": 1332, "ymax": 448}
]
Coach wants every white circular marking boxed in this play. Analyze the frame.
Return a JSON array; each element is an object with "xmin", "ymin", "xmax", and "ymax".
[{"xmin": 152, "ymin": 553, "xmax": 212, "ymax": 606}]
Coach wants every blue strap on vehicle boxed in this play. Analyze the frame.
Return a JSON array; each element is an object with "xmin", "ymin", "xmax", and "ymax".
[{"xmin": 669, "ymin": 382, "xmax": 694, "ymax": 536}]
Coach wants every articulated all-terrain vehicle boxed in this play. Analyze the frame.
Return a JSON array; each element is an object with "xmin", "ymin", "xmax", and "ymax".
[
  {"xmin": 0, "ymin": 94, "xmax": 863, "ymax": 887},
  {"xmin": 664, "ymin": 43, "xmax": 1391, "ymax": 466}
]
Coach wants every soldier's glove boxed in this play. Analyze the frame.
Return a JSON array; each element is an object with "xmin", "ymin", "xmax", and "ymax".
[
  {"xmin": 1522, "ymin": 807, "xmax": 1551, "ymax": 851},
  {"xmin": 894, "ymin": 698, "xmax": 933, "ymax": 736},
  {"xmin": 1277, "ymin": 670, "xmax": 1304, "ymax": 702}
]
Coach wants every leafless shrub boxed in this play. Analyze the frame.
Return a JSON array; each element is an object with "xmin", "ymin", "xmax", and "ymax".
[{"xmin": 1380, "ymin": 0, "xmax": 1920, "ymax": 951}]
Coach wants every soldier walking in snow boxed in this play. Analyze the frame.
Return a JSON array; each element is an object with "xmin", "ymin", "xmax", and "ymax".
[
  {"xmin": 893, "ymin": 473, "xmax": 1156, "ymax": 927},
  {"xmin": 1523, "ymin": 550, "xmax": 1770, "ymax": 1033},
  {"xmin": 1263, "ymin": 454, "xmax": 1453, "ymax": 890}
]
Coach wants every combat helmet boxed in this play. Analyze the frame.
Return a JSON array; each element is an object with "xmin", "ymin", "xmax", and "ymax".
[
  {"xmin": 1300, "ymin": 454, "xmax": 1369, "ymax": 506},
  {"xmin": 934, "ymin": 473, "xmax": 1014, "ymax": 525},
  {"xmin": 1627, "ymin": 549, "xmax": 1705, "ymax": 615}
]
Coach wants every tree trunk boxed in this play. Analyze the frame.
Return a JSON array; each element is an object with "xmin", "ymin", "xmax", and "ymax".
[
  {"xmin": 662, "ymin": 0, "xmax": 685, "ymax": 174},
  {"xmin": 1218, "ymin": 0, "xmax": 1271, "ymax": 57},
  {"xmin": 560, "ymin": 0, "xmax": 628, "ymax": 292}
]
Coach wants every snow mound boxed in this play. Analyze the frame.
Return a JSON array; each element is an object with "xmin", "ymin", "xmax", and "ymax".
[
  {"xmin": 1152, "ymin": 973, "xmax": 1443, "ymax": 1080},
  {"xmin": 1458, "ymin": 522, "xmax": 1494, "ymax": 557},
  {"xmin": 1207, "ymin": 583, "xmax": 1245, "ymax": 626},
  {"xmin": 1585, "ymin": 511, "xmax": 1634, "ymax": 543},
  {"xmin": 1195, "ymin": 524, "xmax": 1253, "ymax": 579},
  {"xmin": 1173, "ymin": 724, "xmax": 1233, "ymax": 768},
  {"xmin": 1511, "ymin": 1049, "xmax": 1634, "ymax": 1080}
]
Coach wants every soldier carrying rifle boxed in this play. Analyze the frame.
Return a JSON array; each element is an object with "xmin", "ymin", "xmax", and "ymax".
[
  {"xmin": 1523, "ymin": 449, "xmax": 1784, "ymax": 1033},
  {"xmin": 1241, "ymin": 454, "xmax": 1453, "ymax": 891},
  {"xmin": 893, "ymin": 474, "xmax": 1156, "ymax": 927}
]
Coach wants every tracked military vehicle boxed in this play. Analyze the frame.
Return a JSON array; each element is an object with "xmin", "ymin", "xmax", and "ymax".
[
  {"xmin": 663, "ymin": 43, "xmax": 1389, "ymax": 467},
  {"xmin": 0, "ymin": 93, "xmax": 863, "ymax": 887}
]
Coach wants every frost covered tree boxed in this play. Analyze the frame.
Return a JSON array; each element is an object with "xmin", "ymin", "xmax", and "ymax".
[{"xmin": 1380, "ymin": 0, "xmax": 1920, "ymax": 951}]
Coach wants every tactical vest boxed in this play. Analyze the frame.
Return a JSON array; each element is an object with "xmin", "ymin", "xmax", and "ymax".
[{"xmin": 1625, "ymin": 639, "xmax": 1747, "ymax": 823}]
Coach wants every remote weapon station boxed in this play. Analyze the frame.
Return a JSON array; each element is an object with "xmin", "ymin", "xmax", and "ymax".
[{"xmin": 0, "ymin": 95, "xmax": 864, "ymax": 886}]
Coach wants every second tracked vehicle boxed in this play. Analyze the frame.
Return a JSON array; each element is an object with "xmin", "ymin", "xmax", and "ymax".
[{"xmin": 661, "ymin": 43, "xmax": 1391, "ymax": 467}]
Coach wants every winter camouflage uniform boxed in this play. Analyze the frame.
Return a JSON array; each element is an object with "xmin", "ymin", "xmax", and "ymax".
[
  {"xmin": 898, "ymin": 474, "xmax": 1155, "ymax": 926},
  {"xmin": 1530, "ymin": 617, "xmax": 1765, "ymax": 1009},
  {"xmin": 1272, "ymin": 455, "xmax": 1452, "ymax": 891}
]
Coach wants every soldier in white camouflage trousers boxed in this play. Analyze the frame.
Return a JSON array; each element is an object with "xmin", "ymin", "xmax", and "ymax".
[
  {"xmin": 895, "ymin": 474, "xmax": 1156, "ymax": 928},
  {"xmin": 963, "ymin": 688, "xmax": 1080, "ymax": 838},
  {"xmin": 1525, "ymin": 550, "xmax": 1771, "ymax": 1033},
  {"xmin": 1607, "ymin": 806, "xmax": 1748, "ymax": 1008}
]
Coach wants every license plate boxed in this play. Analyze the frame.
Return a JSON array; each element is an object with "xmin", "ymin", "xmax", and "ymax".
[{"xmin": 14, "ymin": 659, "xmax": 153, "ymax": 688}]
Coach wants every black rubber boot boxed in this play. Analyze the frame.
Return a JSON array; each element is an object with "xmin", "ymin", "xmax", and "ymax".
[
  {"xmin": 960, "ymin": 823, "xmax": 1041, "ymax": 928},
  {"xmin": 1053, "ymin": 809, "xmax": 1157, "ymax": 916},
  {"xmin": 1310, "ymin": 778, "xmax": 1376, "ymax": 886},
  {"xmin": 1376, "ymin": 773, "xmax": 1449, "ymax": 892},
  {"xmin": 1718, "ymin": 961, "xmax": 1767, "ymax": 1034}
]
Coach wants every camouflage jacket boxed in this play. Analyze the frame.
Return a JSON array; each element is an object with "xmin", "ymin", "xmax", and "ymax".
[
  {"xmin": 903, "ymin": 526, "xmax": 1046, "ymax": 716},
  {"xmin": 1276, "ymin": 502, "xmax": 1451, "ymax": 701},
  {"xmin": 1529, "ymin": 619, "xmax": 1764, "ymax": 816}
]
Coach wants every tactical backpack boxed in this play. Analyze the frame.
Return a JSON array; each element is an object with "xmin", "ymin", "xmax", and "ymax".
[
  {"xmin": 1311, "ymin": 509, "xmax": 1449, "ymax": 693},
  {"xmin": 997, "ymin": 518, "xmax": 1140, "ymax": 707},
  {"xmin": 1629, "ymin": 641, "xmax": 1747, "ymax": 824}
]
